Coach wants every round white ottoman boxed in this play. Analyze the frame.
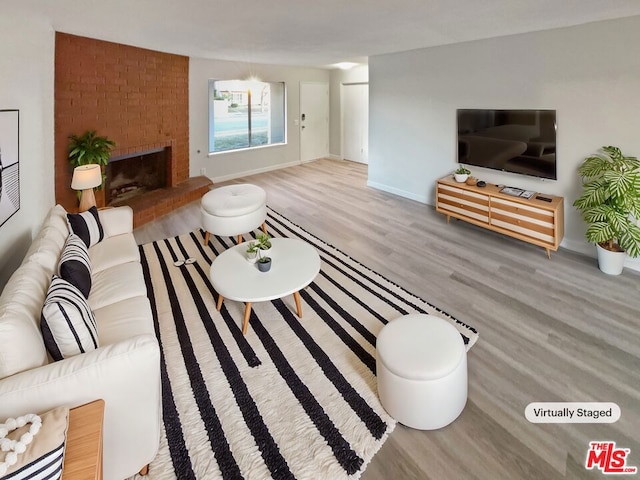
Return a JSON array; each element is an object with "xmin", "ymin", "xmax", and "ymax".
[
  {"xmin": 201, "ymin": 184, "xmax": 267, "ymax": 246},
  {"xmin": 376, "ymin": 314, "xmax": 467, "ymax": 430}
]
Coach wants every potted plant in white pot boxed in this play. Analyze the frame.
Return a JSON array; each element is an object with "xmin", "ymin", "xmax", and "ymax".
[
  {"xmin": 573, "ymin": 146, "xmax": 640, "ymax": 275},
  {"xmin": 255, "ymin": 232, "xmax": 272, "ymax": 256},
  {"xmin": 454, "ymin": 166, "xmax": 471, "ymax": 183},
  {"xmin": 246, "ymin": 241, "xmax": 259, "ymax": 264}
]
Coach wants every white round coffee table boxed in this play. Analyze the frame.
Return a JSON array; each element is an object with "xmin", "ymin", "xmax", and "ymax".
[{"xmin": 210, "ymin": 238, "xmax": 321, "ymax": 335}]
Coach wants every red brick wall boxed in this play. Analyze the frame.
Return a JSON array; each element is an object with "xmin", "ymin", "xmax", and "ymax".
[{"xmin": 54, "ymin": 32, "xmax": 189, "ymax": 210}]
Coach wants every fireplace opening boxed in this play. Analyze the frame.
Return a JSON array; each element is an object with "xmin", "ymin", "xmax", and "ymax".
[{"xmin": 106, "ymin": 148, "xmax": 168, "ymax": 205}]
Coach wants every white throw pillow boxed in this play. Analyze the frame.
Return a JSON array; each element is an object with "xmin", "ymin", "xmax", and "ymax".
[{"xmin": 40, "ymin": 276, "xmax": 99, "ymax": 361}]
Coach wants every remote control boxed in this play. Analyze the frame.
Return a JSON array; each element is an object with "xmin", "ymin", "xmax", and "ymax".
[{"xmin": 536, "ymin": 196, "xmax": 552, "ymax": 202}]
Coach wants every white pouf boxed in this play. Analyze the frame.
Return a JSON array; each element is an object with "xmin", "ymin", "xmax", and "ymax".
[
  {"xmin": 201, "ymin": 184, "xmax": 267, "ymax": 246},
  {"xmin": 376, "ymin": 314, "xmax": 467, "ymax": 430}
]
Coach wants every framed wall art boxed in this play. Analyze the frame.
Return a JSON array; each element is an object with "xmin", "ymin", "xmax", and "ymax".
[{"xmin": 0, "ymin": 109, "xmax": 19, "ymax": 228}]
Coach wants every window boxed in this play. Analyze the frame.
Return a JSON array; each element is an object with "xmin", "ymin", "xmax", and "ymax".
[{"xmin": 208, "ymin": 79, "xmax": 286, "ymax": 154}]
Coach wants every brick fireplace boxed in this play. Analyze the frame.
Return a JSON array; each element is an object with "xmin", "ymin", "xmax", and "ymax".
[
  {"xmin": 54, "ymin": 33, "xmax": 211, "ymax": 226},
  {"xmin": 106, "ymin": 146, "xmax": 169, "ymax": 206}
]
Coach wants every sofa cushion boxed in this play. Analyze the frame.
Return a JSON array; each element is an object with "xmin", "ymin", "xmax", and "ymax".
[
  {"xmin": 0, "ymin": 262, "xmax": 50, "ymax": 379},
  {"xmin": 89, "ymin": 233, "xmax": 140, "ymax": 274},
  {"xmin": 58, "ymin": 234, "xmax": 91, "ymax": 298},
  {"xmin": 97, "ymin": 206, "xmax": 134, "ymax": 238},
  {"xmin": 41, "ymin": 276, "xmax": 99, "ymax": 361},
  {"xmin": 94, "ymin": 296, "xmax": 154, "ymax": 345},
  {"xmin": 88, "ymin": 262, "xmax": 146, "ymax": 311},
  {"xmin": 24, "ymin": 205, "xmax": 70, "ymax": 276},
  {"xmin": 66, "ymin": 207, "xmax": 104, "ymax": 248}
]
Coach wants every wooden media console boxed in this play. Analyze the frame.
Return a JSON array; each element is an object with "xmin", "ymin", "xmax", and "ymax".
[{"xmin": 436, "ymin": 176, "xmax": 564, "ymax": 258}]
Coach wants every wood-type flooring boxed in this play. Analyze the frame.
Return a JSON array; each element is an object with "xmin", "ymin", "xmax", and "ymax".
[{"xmin": 134, "ymin": 158, "xmax": 640, "ymax": 480}]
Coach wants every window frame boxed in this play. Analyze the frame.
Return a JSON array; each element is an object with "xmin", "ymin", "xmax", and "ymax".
[{"xmin": 208, "ymin": 79, "xmax": 287, "ymax": 156}]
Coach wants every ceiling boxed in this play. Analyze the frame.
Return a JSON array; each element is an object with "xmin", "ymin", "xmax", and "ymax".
[{"xmin": 6, "ymin": 0, "xmax": 640, "ymax": 68}]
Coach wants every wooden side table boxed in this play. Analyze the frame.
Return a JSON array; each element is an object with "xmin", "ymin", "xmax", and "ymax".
[{"xmin": 62, "ymin": 399, "xmax": 105, "ymax": 480}]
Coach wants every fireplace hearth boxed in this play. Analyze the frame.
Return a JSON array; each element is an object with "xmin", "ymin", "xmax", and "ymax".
[{"xmin": 106, "ymin": 148, "xmax": 168, "ymax": 206}]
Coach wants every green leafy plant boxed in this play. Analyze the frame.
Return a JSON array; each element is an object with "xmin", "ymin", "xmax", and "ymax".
[
  {"xmin": 68, "ymin": 130, "xmax": 115, "ymax": 192},
  {"xmin": 246, "ymin": 241, "xmax": 259, "ymax": 254},
  {"xmin": 573, "ymin": 146, "xmax": 640, "ymax": 257},
  {"xmin": 255, "ymin": 232, "xmax": 272, "ymax": 250},
  {"xmin": 68, "ymin": 130, "xmax": 116, "ymax": 168},
  {"xmin": 258, "ymin": 255, "xmax": 271, "ymax": 264},
  {"xmin": 455, "ymin": 166, "xmax": 471, "ymax": 175}
]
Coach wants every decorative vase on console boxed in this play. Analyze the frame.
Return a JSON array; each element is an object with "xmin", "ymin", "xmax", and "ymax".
[{"xmin": 453, "ymin": 166, "xmax": 471, "ymax": 183}]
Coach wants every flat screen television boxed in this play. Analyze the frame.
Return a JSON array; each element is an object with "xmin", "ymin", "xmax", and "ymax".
[{"xmin": 457, "ymin": 109, "xmax": 557, "ymax": 180}]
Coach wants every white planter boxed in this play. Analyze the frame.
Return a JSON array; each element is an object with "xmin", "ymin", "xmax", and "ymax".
[
  {"xmin": 246, "ymin": 251, "xmax": 258, "ymax": 264},
  {"xmin": 454, "ymin": 173, "xmax": 468, "ymax": 183},
  {"xmin": 596, "ymin": 243, "xmax": 626, "ymax": 275}
]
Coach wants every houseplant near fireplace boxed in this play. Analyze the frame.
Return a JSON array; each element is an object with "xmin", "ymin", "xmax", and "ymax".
[
  {"xmin": 68, "ymin": 130, "xmax": 116, "ymax": 189},
  {"xmin": 573, "ymin": 145, "xmax": 640, "ymax": 275}
]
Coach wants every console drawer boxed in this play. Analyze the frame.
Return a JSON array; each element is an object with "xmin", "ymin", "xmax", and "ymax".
[
  {"xmin": 491, "ymin": 198, "xmax": 554, "ymax": 222},
  {"xmin": 490, "ymin": 198, "xmax": 555, "ymax": 244},
  {"xmin": 437, "ymin": 184, "xmax": 489, "ymax": 223}
]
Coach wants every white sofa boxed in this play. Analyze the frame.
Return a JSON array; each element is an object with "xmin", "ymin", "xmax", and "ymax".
[{"xmin": 0, "ymin": 204, "xmax": 161, "ymax": 480}]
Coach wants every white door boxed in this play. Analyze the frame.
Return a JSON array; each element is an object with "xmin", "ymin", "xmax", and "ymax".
[
  {"xmin": 300, "ymin": 82, "xmax": 329, "ymax": 162},
  {"xmin": 343, "ymin": 83, "xmax": 369, "ymax": 164}
]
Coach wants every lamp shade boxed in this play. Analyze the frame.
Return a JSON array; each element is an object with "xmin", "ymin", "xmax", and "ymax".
[{"xmin": 71, "ymin": 164, "xmax": 102, "ymax": 190}]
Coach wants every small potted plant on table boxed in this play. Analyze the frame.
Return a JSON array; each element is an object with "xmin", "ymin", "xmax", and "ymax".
[
  {"xmin": 256, "ymin": 232, "xmax": 272, "ymax": 256},
  {"xmin": 255, "ymin": 233, "xmax": 272, "ymax": 272},
  {"xmin": 246, "ymin": 241, "xmax": 259, "ymax": 263},
  {"xmin": 257, "ymin": 254, "xmax": 272, "ymax": 272}
]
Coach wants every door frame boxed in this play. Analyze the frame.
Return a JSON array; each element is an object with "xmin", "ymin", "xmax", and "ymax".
[
  {"xmin": 340, "ymin": 82, "xmax": 369, "ymax": 163},
  {"xmin": 299, "ymin": 81, "xmax": 329, "ymax": 163}
]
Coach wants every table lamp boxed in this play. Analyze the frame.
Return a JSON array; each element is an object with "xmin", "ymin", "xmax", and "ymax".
[{"xmin": 71, "ymin": 164, "xmax": 102, "ymax": 212}]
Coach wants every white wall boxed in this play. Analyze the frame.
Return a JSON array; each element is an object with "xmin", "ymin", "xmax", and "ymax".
[
  {"xmin": 189, "ymin": 58, "xmax": 330, "ymax": 182},
  {"xmin": 0, "ymin": 15, "xmax": 55, "ymax": 289},
  {"xmin": 369, "ymin": 15, "xmax": 640, "ymax": 264},
  {"xmin": 329, "ymin": 65, "xmax": 368, "ymax": 158}
]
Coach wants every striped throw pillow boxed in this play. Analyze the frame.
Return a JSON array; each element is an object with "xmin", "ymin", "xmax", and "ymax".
[
  {"xmin": 66, "ymin": 206, "xmax": 104, "ymax": 248},
  {"xmin": 58, "ymin": 233, "xmax": 92, "ymax": 298},
  {"xmin": 1, "ymin": 406, "xmax": 68, "ymax": 480},
  {"xmin": 40, "ymin": 276, "xmax": 99, "ymax": 361}
]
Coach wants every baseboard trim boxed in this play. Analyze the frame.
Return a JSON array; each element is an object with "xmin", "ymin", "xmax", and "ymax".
[
  {"xmin": 211, "ymin": 160, "xmax": 303, "ymax": 183},
  {"xmin": 328, "ymin": 154, "xmax": 342, "ymax": 161},
  {"xmin": 366, "ymin": 180, "xmax": 430, "ymax": 204},
  {"xmin": 560, "ymin": 239, "xmax": 595, "ymax": 257},
  {"xmin": 560, "ymin": 239, "xmax": 640, "ymax": 272},
  {"xmin": 625, "ymin": 256, "xmax": 640, "ymax": 272}
]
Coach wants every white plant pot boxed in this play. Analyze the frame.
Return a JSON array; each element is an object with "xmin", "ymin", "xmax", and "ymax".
[
  {"xmin": 596, "ymin": 243, "xmax": 626, "ymax": 275},
  {"xmin": 454, "ymin": 173, "xmax": 468, "ymax": 183}
]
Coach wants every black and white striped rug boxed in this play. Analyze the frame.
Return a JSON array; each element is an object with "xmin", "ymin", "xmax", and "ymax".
[{"xmin": 136, "ymin": 207, "xmax": 479, "ymax": 480}]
